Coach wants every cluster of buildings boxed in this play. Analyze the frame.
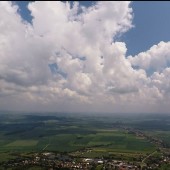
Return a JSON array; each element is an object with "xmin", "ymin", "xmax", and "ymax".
[
  {"xmin": 0, "ymin": 154, "xmax": 136, "ymax": 169},
  {"xmin": 1, "ymin": 151, "xmax": 169, "ymax": 170}
]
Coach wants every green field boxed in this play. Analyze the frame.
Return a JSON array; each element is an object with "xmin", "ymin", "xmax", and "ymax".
[
  {"xmin": 0, "ymin": 131, "xmax": 155, "ymax": 154},
  {"xmin": 6, "ymin": 140, "xmax": 38, "ymax": 147},
  {"xmin": 0, "ymin": 112, "xmax": 169, "ymax": 160},
  {"xmin": 34, "ymin": 131, "xmax": 155, "ymax": 153}
]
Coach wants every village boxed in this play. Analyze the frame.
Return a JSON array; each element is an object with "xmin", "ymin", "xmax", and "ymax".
[{"xmin": 1, "ymin": 149, "xmax": 169, "ymax": 170}]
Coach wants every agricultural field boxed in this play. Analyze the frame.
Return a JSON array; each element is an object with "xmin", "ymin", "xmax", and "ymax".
[{"xmin": 0, "ymin": 112, "xmax": 169, "ymax": 161}]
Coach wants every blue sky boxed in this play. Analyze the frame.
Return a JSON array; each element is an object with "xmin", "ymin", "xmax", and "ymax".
[
  {"xmin": 16, "ymin": 1, "xmax": 170, "ymax": 56},
  {"xmin": 124, "ymin": 2, "xmax": 170, "ymax": 56},
  {"xmin": 1, "ymin": 1, "xmax": 170, "ymax": 113}
]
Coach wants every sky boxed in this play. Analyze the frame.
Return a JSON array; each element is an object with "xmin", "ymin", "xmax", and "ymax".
[{"xmin": 0, "ymin": 1, "xmax": 170, "ymax": 114}]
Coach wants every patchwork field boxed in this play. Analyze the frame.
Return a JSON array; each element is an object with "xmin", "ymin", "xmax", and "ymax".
[{"xmin": 0, "ymin": 112, "xmax": 169, "ymax": 160}]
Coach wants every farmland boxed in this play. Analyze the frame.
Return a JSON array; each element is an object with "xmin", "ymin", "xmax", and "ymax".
[{"xmin": 0, "ymin": 112, "xmax": 169, "ymax": 164}]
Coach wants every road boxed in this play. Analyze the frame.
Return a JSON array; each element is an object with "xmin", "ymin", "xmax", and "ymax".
[
  {"xmin": 42, "ymin": 138, "xmax": 51, "ymax": 151},
  {"xmin": 42, "ymin": 143, "xmax": 50, "ymax": 151},
  {"xmin": 141, "ymin": 150, "xmax": 157, "ymax": 170}
]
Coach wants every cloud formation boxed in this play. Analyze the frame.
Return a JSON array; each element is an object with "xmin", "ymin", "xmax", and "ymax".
[{"xmin": 0, "ymin": 1, "xmax": 170, "ymax": 113}]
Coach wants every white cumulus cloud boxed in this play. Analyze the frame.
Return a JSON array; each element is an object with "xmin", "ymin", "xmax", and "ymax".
[{"xmin": 0, "ymin": 1, "xmax": 170, "ymax": 113}]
